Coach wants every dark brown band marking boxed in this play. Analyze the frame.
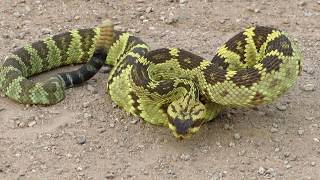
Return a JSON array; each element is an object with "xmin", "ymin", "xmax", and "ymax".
[
  {"xmin": 266, "ymin": 34, "xmax": 293, "ymax": 56},
  {"xmin": 51, "ymin": 31, "xmax": 72, "ymax": 65},
  {"xmin": 211, "ymin": 54, "xmax": 229, "ymax": 70},
  {"xmin": 203, "ymin": 63, "xmax": 227, "ymax": 84},
  {"xmin": 177, "ymin": 49, "xmax": 204, "ymax": 70},
  {"xmin": 253, "ymin": 26, "xmax": 274, "ymax": 50},
  {"xmin": 78, "ymin": 29, "xmax": 96, "ymax": 61},
  {"xmin": 225, "ymin": 32, "xmax": 247, "ymax": 63},
  {"xmin": 230, "ymin": 68, "xmax": 261, "ymax": 88},
  {"xmin": 261, "ymin": 55, "xmax": 283, "ymax": 73},
  {"xmin": 146, "ymin": 48, "xmax": 172, "ymax": 64}
]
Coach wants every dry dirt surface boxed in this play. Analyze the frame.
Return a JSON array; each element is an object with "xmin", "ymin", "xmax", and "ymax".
[{"xmin": 0, "ymin": 0, "xmax": 319, "ymax": 179}]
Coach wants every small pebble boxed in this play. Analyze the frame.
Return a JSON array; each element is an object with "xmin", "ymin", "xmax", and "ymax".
[
  {"xmin": 179, "ymin": 0, "xmax": 188, "ymax": 4},
  {"xmin": 253, "ymin": 8, "xmax": 261, "ymax": 13},
  {"xmin": 284, "ymin": 152, "xmax": 291, "ymax": 158},
  {"xmin": 167, "ymin": 169, "xmax": 176, "ymax": 175},
  {"xmin": 13, "ymin": 12, "xmax": 22, "ymax": 18},
  {"xmin": 303, "ymin": 11, "xmax": 313, "ymax": 17},
  {"xmin": 76, "ymin": 135, "xmax": 86, "ymax": 145},
  {"xmin": 139, "ymin": 15, "xmax": 146, "ymax": 21},
  {"xmin": 270, "ymin": 127, "xmax": 279, "ymax": 133},
  {"xmin": 28, "ymin": 121, "xmax": 37, "ymax": 127},
  {"xmin": 229, "ymin": 142, "xmax": 235, "ymax": 147},
  {"xmin": 97, "ymin": 128, "xmax": 106, "ymax": 134},
  {"xmin": 282, "ymin": 19, "xmax": 290, "ymax": 24},
  {"xmin": 284, "ymin": 160, "xmax": 289, "ymax": 165},
  {"xmin": 82, "ymin": 102, "xmax": 90, "ymax": 108},
  {"xmin": 84, "ymin": 113, "xmax": 93, "ymax": 119},
  {"xmin": 146, "ymin": 7, "xmax": 153, "ymax": 13},
  {"xmin": 76, "ymin": 166, "xmax": 83, "ymax": 172},
  {"xmin": 74, "ymin": 16, "xmax": 81, "ymax": 20},
  {"xmin": 212, "ymin": 172, "xmax": 221, "ymax": 180},
  {"xmin": 272, "ymin": 123, "xmax": 278, "ymax": 128},
  {"xmin": 219, "ymin": 19, "xmax": 226, "ymax": 24},
  {"xmin": 265, "ymin": 168, "xmax": 276, "ymax": 177},
  {"xmin": 136, "ymin": 0, "xmax": 145, "ymax": 3},
  {"xmin": 136, "ymin": 7, "xmax": 144, "ymax": 12},
  {"xmin": 276, "ymin": 104, "xmax": 287, "ymax": 111},
  {"xmin": 87, "ymin": 84, "xmax": 98, "ymax": 94},
  {"xmin": 180, "ymin": 153, "xmax": 191, "ymax": 161},
  {"xmin": 216, "ymin": 142, "xmax": 222, "ymax": 147},
  {"xmin": 109, "ymin": 123, "xmax": 115, "ymax": 128},
  {"xmin": 16, "ymin": 32, "xmax": 27, "ymax": 39},
  {"xmin": 313, "ymin": 138, "xmax": 320, "ymax": 143},
  {"xmin": 165, "ymin": 17, "xmax": 178, "ymax": 24},
  {"xmin": 49, "ymin": 110, "xmax": 60, "ymax": 115},
  {"xmin": 298, "ymin": 129, "xmax": 304, "ymax": 136},
  {"xmin": 285, "ymin": 164, "xmax": 292, "ymax": 169},
  {"xmin": 17, "ymin": 0, "xmax": 26, "ymax": 4},
  {"xmin": 41, "ymin": 28, "xmax": 52, "ymax": 35},
  {"xmin": 234, "ymin": 133, "xmax": 241, "ymax": 140},
  {"xmin": 258, "ymin": 167, "xmax": 265, "ymax": 175},
  {"xmin": 18, "ymin": 121, "xmax": 26, "ymax": 128},
  {"xmin": 247, "ymin": 7, "xmax": 261, "ymax": 13},
  {"xmin": 298, "ymin": 1, "xmax": 306, "ymax": 6},
  {"xmin": 303, "ymin": 67, "xmax": 315, "ymax": 75},
  {"xmin": 224, "ymin": 123, "xmax": 233, "ymax": 130},
  {"xmin": 310, "ymin": 161, "xmax": 316, "ymax": 166},
  {"xmin": 105, "ymin": 173, "xmax": 116, "ymax": 179},
  {"xmin": 238, "ymin": 150, "xmax": 246, "ymax": 156},
  {"xmin": 305, "ymin": 116, "xmax": 315, "ymax": 121},
  {"xmin": 301, "ymin": 83, "xmax": 316, "ymax": 92},
  {"xmin": 130, "ymin": 119, "xmax": 139, "ymax": 124}
]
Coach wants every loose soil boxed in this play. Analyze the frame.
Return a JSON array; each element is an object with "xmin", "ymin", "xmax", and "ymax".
[{"xmin": 0, "ymin": 0, "xmax": 319, "ymax": 179}]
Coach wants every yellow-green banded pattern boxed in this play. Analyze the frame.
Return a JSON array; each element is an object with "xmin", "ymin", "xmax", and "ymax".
[
  {"xmin": 44, "ymin": 37, "xmax": 62, "ymax": 70},
  {"xmin": 0, "ymin": 23, "xmax": 301, "ymax": 139},
  {"xmin": 108, "ymin": 26, "xmax": 301, "ymax": 138},
  {"xmin": 0, "ymin": 20, "xmax": 114, "ymax": 104}
]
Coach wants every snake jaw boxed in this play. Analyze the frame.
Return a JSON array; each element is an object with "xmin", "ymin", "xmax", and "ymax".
[{"xmin": 168, "ymin": 117, "xmax": 205, "ymax": 139}]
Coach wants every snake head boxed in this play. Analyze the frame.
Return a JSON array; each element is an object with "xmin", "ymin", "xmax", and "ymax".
[{"xmin": 167, "ymin": 96, "xmax": 206, "ymax": 139}]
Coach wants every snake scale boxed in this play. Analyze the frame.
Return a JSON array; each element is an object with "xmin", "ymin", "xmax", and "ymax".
[{"xmin": 0, "ymin": 20, "xmax": 302, "ymax": 138}]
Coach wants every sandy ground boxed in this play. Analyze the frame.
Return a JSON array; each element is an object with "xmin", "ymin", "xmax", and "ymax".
[{"xmin": 0, "ymin": 0, "xmax": 319, "ymax": 179}]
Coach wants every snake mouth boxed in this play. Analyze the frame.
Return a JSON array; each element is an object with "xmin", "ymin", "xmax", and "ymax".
[{"xmin": 168, "ymin": 117, "xmax": 204, "ymax": 138}]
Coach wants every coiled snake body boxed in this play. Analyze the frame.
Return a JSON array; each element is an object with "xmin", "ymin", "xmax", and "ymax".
[{"xmin": 0, "ymin": 20, "xmax": 302, "ymax": 138}]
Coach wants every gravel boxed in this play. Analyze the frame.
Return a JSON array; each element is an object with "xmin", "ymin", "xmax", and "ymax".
[{"xmin": 0, "ymin": 0, "xmax": 319, "ymax": 179}]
